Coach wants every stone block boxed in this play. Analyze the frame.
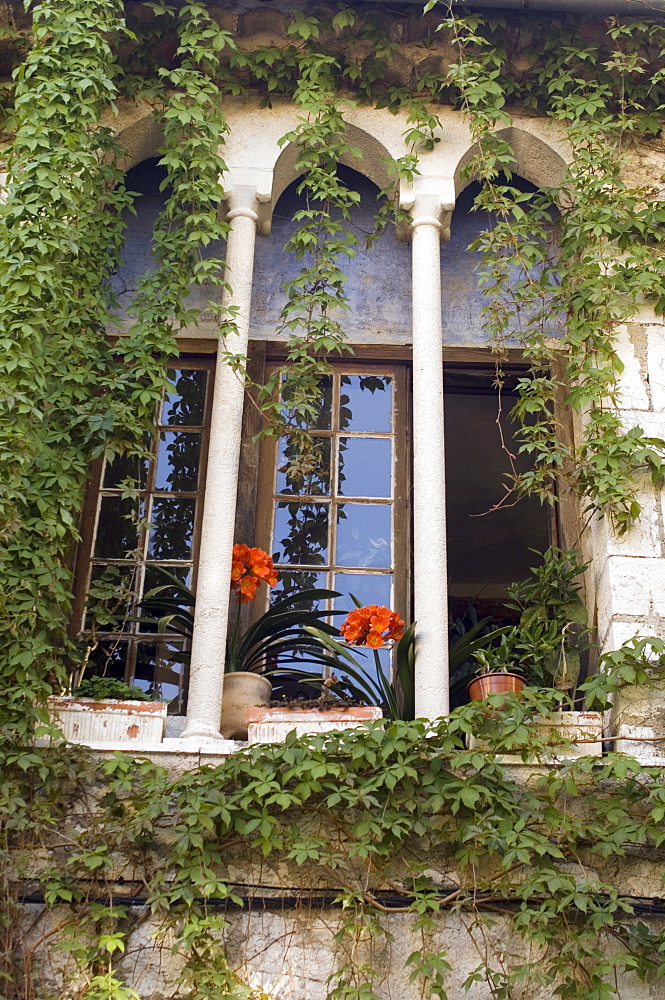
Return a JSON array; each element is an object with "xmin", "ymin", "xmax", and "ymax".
[
  {"xmin": 590, "ymin": 486, "xmax": 663, "ymax": 559},
  {"xmin": 595, "ymin": 556, "xmax": 665, "ymax": 633},
  {"xmin": 615, "ymin": 324, "xmax": 649, "ymax": 410},
  {"xmin": 645, "ymin": 324, "xmax": 665, "ymax": 412},
  {"xmin": 612, "ymin": 680, "xmax": 665, "ymax": 763}
]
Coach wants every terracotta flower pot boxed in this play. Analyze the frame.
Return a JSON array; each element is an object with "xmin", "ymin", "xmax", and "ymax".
[
  {"xmin": 467, "ymin": 672, "xmax": 525, "ymax": 701},
  {"xmin": 220, "ymin": 672, "xmax": 272, "ymax": 739}
]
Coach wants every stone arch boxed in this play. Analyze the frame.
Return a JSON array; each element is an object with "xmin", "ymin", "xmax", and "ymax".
[
  {"xmin": 270, "ymin": 119, "xmax": 394, "ymax": 208},
  {"xmin": 453, "ymin": 125, "xmax": 568, "ymax": 195},
  {"xmin": 113, "ymin": 112, "xmax": 164, "ymax": 173}
]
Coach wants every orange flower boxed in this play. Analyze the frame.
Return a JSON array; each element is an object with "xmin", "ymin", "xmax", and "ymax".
[
  {"xmin": 231, "ymin": 544, "xmax": 278, "ymax": 603},
  {"xmin": 340, "ymin": 605, "xmax": 405, "ymax": 647}
]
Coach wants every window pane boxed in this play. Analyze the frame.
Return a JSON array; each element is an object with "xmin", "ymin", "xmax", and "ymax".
[
  {"xmin": 340, "ymin": 375, "xmax": 392, "ymax": 432},
  {"xmin": 273, "ymin": 502, "xmax": 329, "ymax": 565},
  {"xmin": 86, "ymin": 564, "xmax": 139, "ymax": 632},
  {"xmin": 86, "ymin": 640, "xmax": 128, "ymax": 681},
  {"xmin": 338, "ymin": 438, "xmax": 392, "ymax": 498},
  {"xmin": 103, "ymin": 452, "xmax": 149, "ymax": 489},
  {"xmin": 282, "ymin": 374, "xmax": 333, "ymax": 430},
  {"xmin": 336, "ymin": 504, "xmax": 391, "ymax": 568},
  {"xmin": 271, "ymin": 570, "xmax": 328, "ymax": 607},
  {"xmin": 94, "ymin": 496, "xmax": 140, "ymax": 559},
  {"xmin": 276, "ymin": 436, "xmax": 331, "ymax": 496},
  {"xmin": 133, "ymin": 641, "xmax": 187, "ymax": 708},
  {"xmin": 155, "ymin": 431, "xmax": 201, "ymax": 492},
  {"xmin": 139, "ymin": 565, "xmax": 193, "ymax": 634},
  {"xmin": 161, "ymin": 369, "xmax": 207, "ymax": 426},
  {"xmin": 148, "ymin": 498, "xmax": 196, "ymax": 560},
  {"xmin": 333, "ymin": 572, "xmax": 392, "ymax": 613}
]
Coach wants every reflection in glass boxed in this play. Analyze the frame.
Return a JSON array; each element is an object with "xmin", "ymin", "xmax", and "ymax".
[
  {"xmin": 140, "ymin": 565, "xmax": 192, "ymax": 633},
  {"xmin": 338, "ymin": 438, "xmax": 391, "ymax": 498},
  {"xmin": 333, "ymin": 572, "xmax": 391, "ymax": 613},
  {"xmin": 282, "ymin": 374, "xmax": 333, "ymax": 430},
  {"xmin": 271, "ymin": 570, "xmax": 328, "ymax": 608},
  {"xmin": 273, "ymin": 502, "xmax": 329, "ymax": 565},
  {"xmin": 161, "ymin": 369, "xmax": 207, "ymax": 426},
  {"xmin": 86, "ymin": 563, "xmax": 139, "ymax": 632},
  {"xmin": 276, "ymin": 436, "xmax": 331, "ymax": 496},
  {"xmin": 133, "ymin": 641, "xmax": 186, "ymax": 707},
  {"xmin": 103, "ymin": 452, "xmax": 149, "ymax": 489},
  {"xmin": 94, "ymin": 496, "xmax": 140, "ymax": 559},
  {"xmin": 148, "ymin": 498, "xmax": 196, "ymax": 560},
  {"xmin": 155, "ymin": 432, "xmax": 201, "ymax": 492},
  {"xmin": 87, "ymin": 640, "xmax": 128, "ymax": 679},
  {"xmin": 336, "ymin": 504, "xmax": 391, "ymax": 568},
  {"xmin": 340, "ymin": 375, "xmax": 392, "ymax": 432}
]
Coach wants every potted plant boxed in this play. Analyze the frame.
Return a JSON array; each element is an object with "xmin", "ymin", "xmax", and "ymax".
[
  {"xmin": 465, "ymin": 549, "xmax": 604, "ymax": 758},
  {"xmin": 248, "ymin": 604, "xmax": 411, "ymax": 742},
  {"xmin": 48, "ymin": 675, "xmax": 168, "ymax": 746},
  {"xmin": 48, "ymin": 568, "xmax": 169, "ymax": 746},
  {"xmin": 467, "ymin": 634, "xmax": 527, "ymax": 701},
  {"xmin": 140, "ymin": 545, "xmax": 342, "ymax": 739}
]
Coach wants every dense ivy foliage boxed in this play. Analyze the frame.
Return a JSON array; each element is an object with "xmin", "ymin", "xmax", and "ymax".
[
  {"xmin": 3, "ymin": 2, "xmax": 665, "ymax": 999},
  {"xmin": 5, "ymin": 702, "xmax": 665, "ymax": 1000}
]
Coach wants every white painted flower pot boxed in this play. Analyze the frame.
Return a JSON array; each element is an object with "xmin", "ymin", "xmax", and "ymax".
[
  {"xmin": 467, "ymin": 711, "xmax": 605, "ymax": 761},
  {"xmin": 48, "ymin": 696, "xmax": 167, "ymax": 746},
  {"xmin": 247, "ymin": 705, "xmax": 384, "ymax": 744}
]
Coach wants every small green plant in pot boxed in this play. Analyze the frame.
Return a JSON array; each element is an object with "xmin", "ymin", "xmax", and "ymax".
[{"xmin": 467, "ymin": 632, "xmax": 526, "ymax": 701}]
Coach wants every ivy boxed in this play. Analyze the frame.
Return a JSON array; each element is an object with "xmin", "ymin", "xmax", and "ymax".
[{"xmin": 3, "ymin": 4, "xmax": 665, "ymax": 999}]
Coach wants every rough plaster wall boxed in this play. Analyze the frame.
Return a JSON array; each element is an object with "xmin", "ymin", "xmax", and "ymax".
[{"xmin": 25, "ymin": 903, "xmax": 665, "ymax": 1000}]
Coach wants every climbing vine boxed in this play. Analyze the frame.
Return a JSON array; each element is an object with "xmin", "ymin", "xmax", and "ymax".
[{"xmin": 3, "ymin": 2, "xmax": 665, "ymax": 999}]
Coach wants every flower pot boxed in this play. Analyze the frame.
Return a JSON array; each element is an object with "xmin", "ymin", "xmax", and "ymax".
[
  {"xmin": 48, "ymin": 696, "xmax": 167, "ymax": 746},
  {"xmin": 220, "ymin": 672, "xmax": 272, "ymax": 740},
  {"xmin": 466, "ymin": 710, "xmax": 605, "ymax": 761},
  {"xmin": 467, "ymin": 672, "xmax": 525, "ymax": 701},
  {"xmin": 246, "ymin": 705, "xmax": 383, "ymax": 744}
]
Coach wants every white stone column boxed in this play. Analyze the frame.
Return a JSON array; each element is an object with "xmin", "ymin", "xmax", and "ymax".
[
  {"xmin": 408, "ymin": 191, "xmax": 453, "ymax": 721},
  {"xmin": 181, "ymin": 186, "xmax": 259, "ymax": 740}
]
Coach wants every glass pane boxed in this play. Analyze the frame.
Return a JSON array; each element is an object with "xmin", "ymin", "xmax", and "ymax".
[
  {"xmin": 338, "ymin": 438, "xmax": 392, "ymax": 498},
  {"xmin": 276, "ymin": 436, "xmax": 331, "ymax": 496},
  {"xmin": 161, "ymin": 369, "xmax": 207, "ymax": 426},
  {"xmin": 282, "ymin": 374, "xmax": 333, "ymax": 430},
  {"xmin": 155, "ymin": 432, "xmax": 201, "ymax": 492},
  {"xmin": 148, "ymin": 497, "xmax": 196, "ymax": 560},
  {"xmin": 273, "ymin": 502, "xmax": 329, "ymax": 565},
  {"xmin": 86, "ymin": 563, "xmax": 139, "ymax": 632},
  {"xmin": 85, "ymin": 640, "xmax": 128, "ymax": 681},
  {"xmin": 140, "ymin": 565, "xmax": 193, "ymax": 634},
  {"xmin": 271, "ymin": 570, "xmax": 329, "ymax": 609},
  {"xmin": 336, "ymin": 504, "xmax": 391, "ymax": 568},
  {"xmin": 336, "ymin": 643, "xmax": 393, "ymax": 694},
  {"xmin": 103, "ymin": 452, "xmax": 149, "ymax": 489},
  {"xmin": 94, "ymin": 496, "xmax": 140, "ymax": 559},
  {"xmin": 340, "ymin": 375, "xmax": 392, "ymax": 432},
  {"xmin": 333, "ymin": 572, "xmax": 392, "ymax": 614},
  {"xmin": 133, "ymin": 641, "xmax": 187, "ymax": 708}
]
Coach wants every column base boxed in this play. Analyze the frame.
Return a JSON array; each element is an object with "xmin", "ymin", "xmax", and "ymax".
[{"xmin": 179, "ymin": 721, "xmax": 225, "ymax": 741}]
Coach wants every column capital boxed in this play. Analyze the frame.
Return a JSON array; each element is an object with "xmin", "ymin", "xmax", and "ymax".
[
  {"xmin": 398, "ymin": 177, "xmax": 455, "ymax": 243},
  {"xmin": 221, "ymin": 180, "xmax": 272, "ymax": 234}
]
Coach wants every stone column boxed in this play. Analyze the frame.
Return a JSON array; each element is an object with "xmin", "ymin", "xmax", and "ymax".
[
  {"xmin": 408, "ymin": 190, "xmax": 453, "ymax": 721},
  {"xmin": 181, "ymin": 186, "xmax": 259, "ymax": 740}
]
